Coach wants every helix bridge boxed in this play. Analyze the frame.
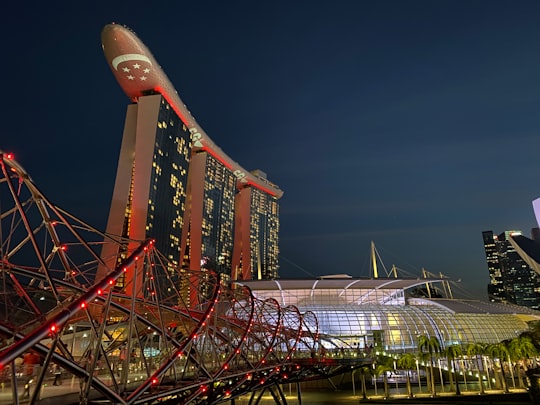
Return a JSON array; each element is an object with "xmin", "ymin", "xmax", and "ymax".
[{"xmin": 0, "ymin": 151, "xmax": 366, "ymax": 404}]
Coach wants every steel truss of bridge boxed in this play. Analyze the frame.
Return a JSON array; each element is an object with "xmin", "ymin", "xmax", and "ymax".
[{"xmin": 0, "ymin": 152, "xmax": 371, "ymax": 404}]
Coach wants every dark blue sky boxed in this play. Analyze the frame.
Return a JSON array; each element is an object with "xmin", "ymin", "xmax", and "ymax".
[{"xmin": 2, "ymin": 1, "xmax": 540, "ymax": 299}]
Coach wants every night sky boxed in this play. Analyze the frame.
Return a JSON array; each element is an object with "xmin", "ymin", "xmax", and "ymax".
[{"xmin": 2, "ymin": 1, "xmax": 540, "ymax": 300}]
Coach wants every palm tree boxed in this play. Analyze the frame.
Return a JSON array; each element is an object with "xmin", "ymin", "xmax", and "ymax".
[
  {"xmin": 417, "ymin": 350, "xmax": 430, "ymax": 393},
  {"xmin": 465, "ymin": 342, "xmax": 486, "ymax": 394},
  {"xmin": 374, "ymin": 355, "xmax": 394, "ymax": 399},
  {"xmin": 418, "ymin": 335, "xmax": 441, "ymax": 396},
  {"xmin": 355, "ymin": 364, "xmax": 371, "ymax": 400},
  {"xmin": 444, "ymin": 344, "xmax": 462, "ymax": 395},
  {"xmin": 508, "ymin": 335, "xmax": 538, "ymax": 388},
  {"xmin": 486, "ymin": 341, "xmax": 510, "ymax": 393},
  {"xmin": 521, "ymin": 321, "xmax": 540, "ymax": 356},
  {"xmin": 397, "ymin": 352, "xmax": 417, "ymax": 398}
]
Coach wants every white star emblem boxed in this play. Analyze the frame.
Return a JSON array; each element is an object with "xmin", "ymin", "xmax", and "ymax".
[
  {"xmin": 122, "ymin": 67, "xmax": 131, "ymax": 72},
  {"xmin": 127, "ymin": 75, "xmax": 135, "ymax": 80},
  {"xmin": 133, "ymin": 63, "xmax": 141, "ymax": 69},
  {"xmin": 143, "ymin": 68, "xmax": 150, "ymax": 74},
  {"xmin": 140, "ymin": 76, "xmax": 147, "ymax": 81}
]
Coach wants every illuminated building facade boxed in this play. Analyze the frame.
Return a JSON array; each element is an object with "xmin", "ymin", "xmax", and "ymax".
[
  {"xmin": 482, "ymin": 229, "xmax": 540, "ymax": 310},
  {"xmin": 238, "ymin": 278, "xmax": 540, "ymax": 351},
  {"xmin": 100, "ymin": 94, "xmax": 191, "ymax": 297},
  {"xmin": 482, "ymin": 230, "xmax": 505, "ymax": 303},
  {"xmin": 233, "ymin": 171, "xmax": 280, "ymax": 280},
  {"xmin": 181, "ymin": 151, "xmax": 236, "ymax": 281},
  {"xmin": 99, "ymin": 23, "xmax": 283, "ymax": 294}
]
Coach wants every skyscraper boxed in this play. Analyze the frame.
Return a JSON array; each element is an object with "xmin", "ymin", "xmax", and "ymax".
[
  {"xmin": 98, "ymin": 24, "xmax": 283, "ymax": 295},
  {"xmin": 99, "ymin": 94, "xmax": 191, "ymax": 297},
  {"xmin": 232, "ymin": 170, "xmax": 281, "ymax": 280},
  {"xmin": 482, "ymin": 230, "xmax": 505, "ymax": 303},
  {"xmin": 482, "ymin": 229, "xmax": 540, "ymax": 310}
]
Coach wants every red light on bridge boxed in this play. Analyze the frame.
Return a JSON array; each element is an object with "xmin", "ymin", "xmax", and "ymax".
[
  {"xmin": 108, "ymin": 279, "xmax": 115, "ymax": 285},
  {"xmin": 152, "ymin": 378, "xmax": 158, "ymax": 385},
  {"xmin": 80, "ymin": 302, "xmax": 86, "ymax": 309},
  {"xmin": 5, "ymin": 153, "xmax": 13, "ymax": 160}
]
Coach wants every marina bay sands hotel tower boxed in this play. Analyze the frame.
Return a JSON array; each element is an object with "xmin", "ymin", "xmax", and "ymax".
[{"xmin": 99, "ymin": 23, "xmax": 283, "ymax": 296}]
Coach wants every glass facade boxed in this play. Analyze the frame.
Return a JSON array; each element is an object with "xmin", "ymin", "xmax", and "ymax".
[
  {"xmin": 147, "ymin": 99, "xmax": 191, "ymax": 265},
  {"xmin": 482, "ymin": 230, "xmax": 505, "ymax": 302},
  {"xmin": 249, "ymin": 187, "xmax": 280, "ymax": 279},
  {"xmin": 240, "ymin": 279, "xmax": 540, "ymax": 353},
  {"xmin": 113, "ymin": 96, "xmax": 191, "ymax": 299},
  {"xmin": 483, "ymin": 230, "xmax": 540, "ymax": 310},
  {"xmin": 200, "ymin": 153, "xmax": 236, "ymax": 280},
  {"xmin": 145, "ymin": 99, "xmax": 191, "ymax": 298},
  {"xmin": 109, "ymin": 91, "xmax": 282, "ymax": 298}
]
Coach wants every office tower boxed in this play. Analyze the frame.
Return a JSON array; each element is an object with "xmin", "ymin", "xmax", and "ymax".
[
  {"xmin": 99, "ymin": 24, "xmax": 283, "ymax": 295},
  {"xmin": 482, "ymin": 230, "xmax": 505, "ymax": 302},
  {"xmin": 482, "ymin": 230, "xmax": 540, "ymax": 310}
]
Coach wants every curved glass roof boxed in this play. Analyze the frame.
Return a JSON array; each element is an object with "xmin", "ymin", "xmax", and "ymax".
[{"xmin": 237, "ymin": 278, "xmax": 540, "ymax": 353}]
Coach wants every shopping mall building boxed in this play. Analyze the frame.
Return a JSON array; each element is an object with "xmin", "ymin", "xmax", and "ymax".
[{"xmin": 239, "ymin": 277, "xmax": 540, "ymax": 353}]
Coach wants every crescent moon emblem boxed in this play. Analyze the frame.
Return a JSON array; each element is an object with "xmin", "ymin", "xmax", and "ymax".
[{"xmin": 111, "ymin": 54, "xmax": 152, "ymax": 70}]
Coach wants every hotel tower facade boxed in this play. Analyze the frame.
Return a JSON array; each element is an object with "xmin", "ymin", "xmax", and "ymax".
[{"xmin": 98, "ymin": 24, "xmax": 283, "ymax": 297}]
